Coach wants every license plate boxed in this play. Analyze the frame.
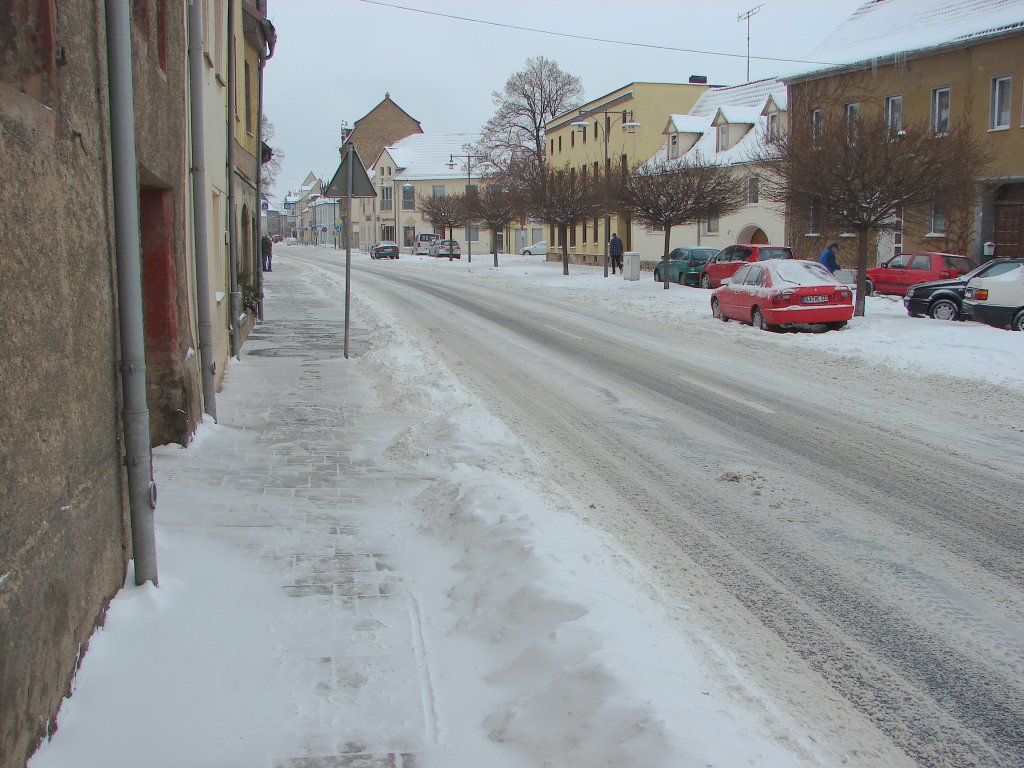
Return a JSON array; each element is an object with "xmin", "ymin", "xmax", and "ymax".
[{"xmin": 802, "ymin": 295, "xmax": 829, "ymax": 304}]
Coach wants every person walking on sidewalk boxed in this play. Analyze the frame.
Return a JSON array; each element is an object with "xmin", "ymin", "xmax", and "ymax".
[
  {"xmin": 609, "ymin": 233, "xmax": 624, "ymax": 274},
  {"xmin": 262, "ymin": 235, "xmax": 273, "ymax": 272}
]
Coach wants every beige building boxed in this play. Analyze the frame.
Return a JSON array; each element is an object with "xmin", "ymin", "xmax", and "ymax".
[
  {"xmin": 633, "ymin": 79, "xmax": 789, "ymax": 266},
  {"xmin": 363, "ymin": 133, "xmax": 507, "ymax": 257},
  {"xmin": 783, "ymin": 0, "xmax": 1024, "ymax": 263},
  {"xmin": 542, "ymin": 80, "xmax": 709, "ymax": 262}
]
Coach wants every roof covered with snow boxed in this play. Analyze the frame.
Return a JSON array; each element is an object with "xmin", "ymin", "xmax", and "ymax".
[
  {"xmin": 666, "ymin": 114, "xmax": 712, "ymax": 134},
  {"xmin": 785, "ymin": 0, "xmax": 1024, "ymax": 80},
  {"xmin": 689, "ymin": 79, "xmax": 786, "ymax": 118},
  {"xmin": 375, "ymin": 133, "xmax": 493, "ymax": 181},
  {"xmin": 712, "ymin": 106, "xmax": 764, "ymax": 126}
]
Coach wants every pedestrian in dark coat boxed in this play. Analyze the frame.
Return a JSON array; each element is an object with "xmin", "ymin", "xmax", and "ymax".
[
  {"xmin": 818, "ymin": 242, "xmax": 840, "ymax": 273},
  {"xmin": 609, "ymin": 233, "xmax": 624, "ymax": 273},
  {"xmin": 261, "ymin": 235, "xmax": 273, "ymax": 272}
]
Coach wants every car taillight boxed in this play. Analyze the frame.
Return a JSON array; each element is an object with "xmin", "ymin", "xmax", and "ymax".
[
  {"xmin": 688, "ymin": 261, "xmax": 697, "ymax": 268},
  {"xmin": 837, "ymin": 289, "xmax": 852, "ymax": 300},
  {"xmin": 770, "ymin": 291, "xmax": 793, "ymax": 306},
  {"xmin": 939, "ymin": 270, "xmax": 951, "ymax": 278}
]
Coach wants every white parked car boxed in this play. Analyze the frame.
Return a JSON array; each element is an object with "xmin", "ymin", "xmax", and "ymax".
[
  {"xmin": 428, "ymin": 239, "xmax": 461, "ymax": 258},
  {"xmin": 962, "ymin": 261, "xmax": 1024, "ymax": 330},
  {"xmin": 520, "ymin": 240, "xmax": 547, "ymax": 255},
  {"xmin": 414, "ymin": 232, "xmax": 439, "ymax": 255}
]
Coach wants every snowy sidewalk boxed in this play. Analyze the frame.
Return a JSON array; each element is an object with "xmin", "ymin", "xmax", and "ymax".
[{"xmin": 29, "ymin": 251, "xmax": 895, "ymax": 768}]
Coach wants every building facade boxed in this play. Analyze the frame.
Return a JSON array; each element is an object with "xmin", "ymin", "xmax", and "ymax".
[
  {"xmin": 542, "ymin": 80, "xmax": 709, "ymax": 263},
  {"xmin": 783, "ymin": 0, "xmax": 1024, "ymax": 262}
]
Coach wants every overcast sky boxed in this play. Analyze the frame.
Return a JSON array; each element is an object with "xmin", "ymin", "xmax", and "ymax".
[{"xmin": 262, "ymin": 0, "xmax": 864, "ymax": 203}]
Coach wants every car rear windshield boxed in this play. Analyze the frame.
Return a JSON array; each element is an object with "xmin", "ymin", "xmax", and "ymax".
[
  {"xmin": 943, "ymin": 256, "xmax": 977, "ymax": 272},
  {"xmin": 691, "ymin": 249, "xmax": 716, "ymax": 261},
  {"xmin": 758, "ymin": 248, "xmax": 794, "ymax": 261},
  {"xmin": 772, "ymin": 261, "xmax": 838, "ymax": 286}
]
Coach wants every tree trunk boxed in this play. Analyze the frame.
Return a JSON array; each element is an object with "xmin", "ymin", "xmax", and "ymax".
[
  {"xmin": 855, "ymin": 225, "xmax": 871, "ymax": 317},
  {"xmin": 493, "ymin": 225, "xmax": 499, "ymax": 268},
  {"xmin": 560, "ymin": 224, "xmax": 569, "ymax": 275},
  {"xmin": 448, "ymin": 226, "xmax": 454, "ymax": 261},
  {"xmin": 662, "ymin": 226, "xmax": 672, "ymax": 290}
]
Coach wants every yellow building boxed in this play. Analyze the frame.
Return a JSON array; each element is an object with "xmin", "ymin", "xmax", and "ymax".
[
  {"xmin": 783, "ymin": 0, "xmax": 1024, "ymax": 262},
  {"xmin": 543, "ymin": 80, "xmax": 708, "ymax": 262}
]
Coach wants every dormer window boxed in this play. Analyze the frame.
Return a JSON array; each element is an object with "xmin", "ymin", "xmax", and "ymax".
[
  {"xmin": 766, "ymin": 112, "xmax": 779, "ymax": 140},
  {"xmin": 669, "ymin": 133, "xmax": 679, "ymax": 159},
  {"xmin": 716, "ymin": 124, "xmax": 728, "ymax": 152}
]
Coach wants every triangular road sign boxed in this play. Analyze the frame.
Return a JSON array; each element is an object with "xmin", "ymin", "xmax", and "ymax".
[{"xmin": 324, "ymin": 144, "xmax": 376, "ymax": 198}]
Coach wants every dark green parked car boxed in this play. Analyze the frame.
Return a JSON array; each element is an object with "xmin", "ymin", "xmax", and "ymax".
[{"xmin": 653, "ymin": 247, "xmax": 719, "ymax": 286}]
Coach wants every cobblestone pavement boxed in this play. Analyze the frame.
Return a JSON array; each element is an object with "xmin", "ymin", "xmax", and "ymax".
[{"xmin": 153, "ymin": 258, "xmax": 435, "ymax": 768}]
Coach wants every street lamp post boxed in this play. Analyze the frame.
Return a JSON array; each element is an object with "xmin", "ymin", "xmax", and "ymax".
[
  {"xmin": 571, "ymin": 110, "xmax": 641, "ymax": 277},
  {"xmin": 449, "ymin": 153, "xmax": 485, "ymax": 263}
]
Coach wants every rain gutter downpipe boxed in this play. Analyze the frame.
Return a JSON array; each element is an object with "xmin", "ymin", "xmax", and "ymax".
[
  {"xmin": 187, "ymin": 0, "xmax": 217, "ymax": 420},
  {"xmin": 105, "ymin": 0, "xmax": 158, "ymax": 586},
  {"xmin": 226, "ymin": 0, "xmax": 241, "ymax": 358}
]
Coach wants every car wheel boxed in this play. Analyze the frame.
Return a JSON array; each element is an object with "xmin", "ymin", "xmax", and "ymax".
[
  {"xmin": 1012, "ymin": 309, "xmax": 1024, "ymax": 331},
  {"xmin": 523, "ymin": 249, "xmax": 532, "ymax": 255},
  {"xmin": 826, "ymin": 321, "xmax": 847, "ymax": 331},
  {"xmin": 653, "ymin": 270, "xmax": 661, "ymax": 282},
  {"xmin": 752, "ymin": 307, "xmax": 774, "ymax": 331},
  {"xmin": 711, "ymin": 298, "xmax": 728, "ymax": 322},
  {"xmin": 700, "ymin": 274, "xmax": 712, "ymax": 289},
  {"xmin": 677, "ymin": 273, "xmax": 686, "ymax": 285},
  {"xmin": 929, "ymin": 298, "xmax": 958, "ymax": 321},
  {"xmin": 864, "ymin": 279, "xmax": 875, "ymax": 296}
]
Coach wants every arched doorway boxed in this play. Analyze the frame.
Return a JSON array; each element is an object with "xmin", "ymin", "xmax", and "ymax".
[{"xmin": 738, "ymin": 225, "xmax": 769, "ymax": 244}]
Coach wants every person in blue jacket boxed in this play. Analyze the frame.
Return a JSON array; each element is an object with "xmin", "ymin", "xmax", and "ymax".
[
  {"xmin": 609, "ymin": 233, "xmax": 624, "ymax": 274},
  {"xmin": 818, "ymin": 242, "xmax": 840, "ymax": 273}
]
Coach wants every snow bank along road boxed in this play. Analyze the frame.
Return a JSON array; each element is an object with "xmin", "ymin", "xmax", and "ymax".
[{"xmin": 299, "ymin": 250, "xmax": 1024, "ymax": 768}]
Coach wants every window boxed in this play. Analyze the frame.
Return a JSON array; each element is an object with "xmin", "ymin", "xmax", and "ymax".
[
  {"xmin": 432, "ymin": 184, "xmax": 445, "ymax": 198},
  {"xmin": 931, "ymin": 87, "xmax": 950, "ymax": 135},
  {"xmin": 244, "ymin": 61, "xmax": 253, "ymax": 134},
  {"xmin": 706, "ymin": 215, "xmax": 720, "ymax": 234},
  {"xmin": 810, "ymin": 108, "xmax": 823, "ymax": 143},
  {"xmin": 716, "ymin": 124, "xmax": 728, "ymax": 152},
  {"xmin": 550, "ymin": 139, "xmax": 554, "ymax": 154},
  {"xmin": 885, "ymin": 95, "xmax": 903, "ymax": 134},
  {"xmin": 808, "ymin": 200, "xmax": 820, "ymax": 234},
  {"xmin": 582, "ymin": 126, "xmax": 587, "ymax": 144},
  {"xmin": 403, "ymin": 226, "xmax": 415, "ymax": 247},
  {"xmin": 380, "ymin": 186, "xmax": 393, "ymax": 211},
  {"xmin": 593, "ymin": 216, "xmax": 598, "ymax": 241},
  {"xmin": 466, "ymin": 225, "xmax": 479, "ymax": 242},
  {"xmin": 747, "ymin": 176, "xmax": 759, "ymax": 205},
  {"xmin": 844, "ymin": 102, "xmax": 860, "ymax": 139},
  {"xmin": 909, "ymin": 254, "xmax": 932, "ymax": 271},
  {"xmin": 766, "ymin": 112, "xmax": 779, "ymax": 140},
  {"xmin": 381, "ymin": 225, "xmax": 395, "ymax": 241},
  {"xmin": 402, "ymin": 185, "xmax": 415, "ymax": 210},
  {"xmin": 571, "ymin": 130, "xmax": 575, "ymax": 148},
  {"xmin": 669, "ymin": 133, "xmax": 679, "ymax": 159},
  {"xmin": 558, "ymin": 135, "xmax": 562, "ymax": 152},
  {"xmin": 743, "ymin": 266, "xmax": 766, "ymax": 286},
  {"xmin": 930, "ymin": 200, "xmax": 947, "ymax": 234},
  {"xmin": 991, "ymin": 76, "xmax": 1011, "ymax": 129}
]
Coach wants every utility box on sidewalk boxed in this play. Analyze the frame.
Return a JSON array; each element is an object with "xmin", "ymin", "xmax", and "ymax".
[{"xmin": 623, "ymin": 252, "xmax": 641, "ymax": 281}]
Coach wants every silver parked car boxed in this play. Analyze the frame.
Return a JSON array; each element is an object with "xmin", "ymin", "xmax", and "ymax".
[
  {"xmin": 520, "ymin": 240, "xmax": 547, "ymax": 255},
  {"xmin": 428, "ymin": 239, "xmax": 461, "ymax": 259}
]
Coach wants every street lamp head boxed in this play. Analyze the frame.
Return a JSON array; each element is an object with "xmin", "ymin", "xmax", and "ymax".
[
  {"xmin": 623, "ymin": 120, "xmax": 642, "ymax": 133},
  {"xmin": 570, "ymin": 120, "xmax": 589, "ymax": 130}
]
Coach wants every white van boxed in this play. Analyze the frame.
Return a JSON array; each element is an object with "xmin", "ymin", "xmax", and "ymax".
[{"xmin": 414, "ymin": 232, "xmax": 440, "ymax": 255}]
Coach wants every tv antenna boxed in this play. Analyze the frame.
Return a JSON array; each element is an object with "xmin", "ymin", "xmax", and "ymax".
[{"xmin": 738, "ymin": 4, "xmax": 764, "ymax": 82}]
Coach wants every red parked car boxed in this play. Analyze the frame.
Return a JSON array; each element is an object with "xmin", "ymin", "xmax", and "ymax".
[
  {"xmin": 710, "ymin": 259, "xmax": 854, "ymax": 331},
  {"xmin": 699, "ymin": 244, "xmax": 795, "ymax": 289},
  {"xmin": 865, "ymin": 251, "xmax": 977, "ymax": 296}
]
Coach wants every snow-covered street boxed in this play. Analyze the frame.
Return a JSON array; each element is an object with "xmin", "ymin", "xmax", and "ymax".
[{"xmin": 30, "ymin": 246, "xmax": 1024, "ymax": 768}]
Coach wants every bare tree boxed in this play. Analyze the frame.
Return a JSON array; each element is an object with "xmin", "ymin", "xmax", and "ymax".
[
  {"xmin": 756, "ymin": 110, "xmax": 989, "ymax": 316},
  {"xmin": 259, "ymin": 114, "xmax": 284, "ymax": 201},
  {"xmin": 416, "ymin": 193, "xmax": 467, "ymax": 260},
  {"xmin": 621, "ymin": 156, "xmax": 747, "ymax": 289},
  {"xmin": 468, "ymin": 185, "xmax": 520, "ymax": 268},
  {"xmin": 474, "ymin": 57, "xmax": 583, "ymax": 171},
  {"xmin": 508, "ymin": 159, "xmax": 599, "ymax": 275}
]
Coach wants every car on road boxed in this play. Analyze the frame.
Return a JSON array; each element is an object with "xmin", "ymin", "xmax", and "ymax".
[
  {"xmin": 962, "ymin": 261, "xmax": 1024, "ymax": 330},
  {"xmin": 903, "ymin": 258, "xmax": 1024, "ymax": 321},
  {"xmin": 865, "ymin": 251, "xmax": 976, "ymax": 296},
  {"xmin": 710, "ymin": 259, "xmax": 854, "ymax": 331},
  {"xmin": 414, "ymin": 232, "xmax": 440, "ymax": 255},
  {"xmin": 370, "ymin": 241, "xmax": 400, "ymax": 259},
  {"xmin": 428, "ymin": 239, "xmax": 461, "ymax": 258},
  {"xmin": 520, "ymin": 240, "xmax": 547, "ymax": 255},
  {"xmin": 653, "ymin": 247, "xmax": 718, "ymax": 286},
  {"xmin": 699, "ymin": 244, "xmax": 795, "ymax": 289}
]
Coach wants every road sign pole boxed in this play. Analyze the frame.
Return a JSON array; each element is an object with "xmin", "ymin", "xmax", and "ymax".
[{"xmin": 344, "ymin": 141, "xmax": 353, "ymax": 360}]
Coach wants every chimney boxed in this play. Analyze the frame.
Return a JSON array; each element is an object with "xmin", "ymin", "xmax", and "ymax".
[{"xmin": 688, "ymin": 75, "xmax": 708, "ymax": 84}]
